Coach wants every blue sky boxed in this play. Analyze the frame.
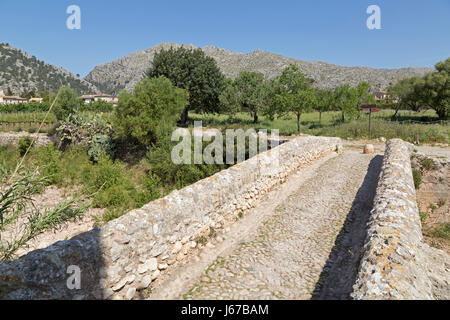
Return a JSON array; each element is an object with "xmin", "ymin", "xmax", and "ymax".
[{"xmin": 1, "ymin": 0, "xmax": 449, "ymax": 77}]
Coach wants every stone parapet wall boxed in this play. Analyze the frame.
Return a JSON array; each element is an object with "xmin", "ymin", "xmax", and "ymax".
[
  {"xmin": 351, "ymin": 139, "xmax": 435, "ymax": 300},
  {"xmin": 0, "ymin": 132, "xmax": 56, "ymax": 147},
  {"xmin": 0, "ymin": 136, "xmax": 342, "ymax": 300}
]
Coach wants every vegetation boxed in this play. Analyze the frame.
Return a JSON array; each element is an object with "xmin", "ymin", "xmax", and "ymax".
[
  {"xmin": 145, "ymin": 46, "xmax": 225, "ymax": 124},
  {"xmin": 387, "ymin": 58, "xmax": 449, "ymax": 119},
  {"xmin": 220, "ymin": 71, "xmax": 271, "ymax": 124},
  {"xmin": 276, "ymin": 65, "xmax": 317, "ymax": 133},
  {"xmin": 0, "ymin": 166, "xmax": 87, "ymax": 261},
  {"xmin": 412, "ymin": 169, "xmax": 422, "ymax": 189},
  {"xmin": 429, "ymin": 223, "xmax": 450, "ymax": 240},
  {"xmin": 0, "ymin": 55, "xmax": 448, "ymax": 239},
  {"xmin": 113, "ymin": 76, "xmax": 189, "ymax": 146},
  {"xmin": 52, "ymin": 87, "xmax": 80, "ymax": 121}
]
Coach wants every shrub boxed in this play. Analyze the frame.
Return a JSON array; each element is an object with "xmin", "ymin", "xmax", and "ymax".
[
  {"xmin": 420, "ymin": 157, "xmax": 436, "ymax": 171},
  {"xmin": 412, "ymin": 169, "xmax": 422, "ymax": 189},
  {"xmin": 83, "ymin": 157, "xmax": 136, "ymax": 212},
  {"xmin": 83, "ymin": 100, "xmax": 114, "ymax": 112},
  {"xmin": 37, "ymin": 145, "xmax": 62, "ymax": 185},
  {"xmin": 85, "ymin": 157, "xmax": 123, "ymax": 190},
  {"xmin": 18, "ymin": 137, "xmax": 34, "ymax": 156},
  {"xmin": 113, "ymin": 76, "xmax": 188, "ymax": 146},
  {"xmin": 88, "ymin": 134, "xmax": 115, "ymax": 163},
  {"xmin": 135, "ymin": 173, "xmax": 162, "ymax": 206},
  {"xmin": 52, "ymin": 87, "xmax": 81, "ymax": 121}
]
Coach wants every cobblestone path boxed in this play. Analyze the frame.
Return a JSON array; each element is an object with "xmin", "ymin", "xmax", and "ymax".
[{"xmin": 182, "ymin": 150, "xmax": 382, "ymax": 300}]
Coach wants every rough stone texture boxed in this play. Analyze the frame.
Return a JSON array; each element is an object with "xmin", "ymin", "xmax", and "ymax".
[
  {"xmin": 363, "ymin": 144, "xmax": 375, "ymax": 154},
  {"xmin": 351, "ymin": 139, "xmax": 450, "ymax": 300},
  {"xmin": 0, "ymin": 136, "xmax": 341, "ymax": 300},
  {"xmin": 0, "ymin": 132, "xmax": 56, "ymax": 147},
  {"xmin": 182, "ymin": 149, "xmax": 381, "ymax": 300}
]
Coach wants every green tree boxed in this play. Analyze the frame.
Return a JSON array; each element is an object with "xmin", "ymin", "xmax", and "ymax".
[
  {"xmin": 314, "ymin": 88, "xmax": 333, "ymax": 124},
  {"xmin": 415, "ymin": 58, "xmax": 449, "ymax": 119},
  {"xmin": 387, "ymin": 77, "xmax": 423, "ymax": 117},
  {"xmin": 277, "ymin": 88, "xmax": 317, "ymax": 134},
  {"xmin": 113, "ymin": 76, "xmax": 189, "ymax": 146},
  {"xmin": 52, "ymin": 87, "xmax": 80, "ymax": 121},
  {"xmin": 220, "ymin": 71, "xmax": 269, "ymax": 123},
  {"xmin": 145, "ymin": 47, "xmax": 225, "ymax": 125},
  {"xmin": 262, "ymin": 78, "xmax": 282, "ymax": 121},
  {"xmin": 332, "ymin": 83, "xmax": 370, "ymax": 122},
  {"xmin": 276, "ymin": 65, "xmax": 316, "ymax": 134}
]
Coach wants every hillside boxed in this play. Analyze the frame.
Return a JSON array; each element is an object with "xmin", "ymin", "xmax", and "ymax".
[
  {"xmin": 0, "ymin": 43, "xmax": 98, "ymax": 95},
  {"xmin": 84, "ymin": 43, "xmax": 433, "ymax": 93}
]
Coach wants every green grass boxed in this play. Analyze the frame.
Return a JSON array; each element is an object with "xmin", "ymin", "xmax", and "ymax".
[
  {"xmin": 429, "ymin": 223, "xmax": 450, "ymax": 240},
  {"xmin": 412, "ymin": 169, "xmax": 422, "ymax": 189},
  {"xmin": 189, "ymin": 109, "xmax": 449, "ymax": 144},
  {"xmin": 420, "ymin": 158, "xmax": 437, "ymax": 171}
]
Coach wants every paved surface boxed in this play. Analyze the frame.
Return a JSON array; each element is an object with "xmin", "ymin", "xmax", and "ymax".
[{"xmin": 180, "ymin": 149, "xmax": 383, "ymax": 300}]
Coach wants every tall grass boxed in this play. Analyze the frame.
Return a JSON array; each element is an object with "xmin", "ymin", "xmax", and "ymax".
[{"xmin": 0, "ymin": 167, "xmax": 87, "ymax": 261}]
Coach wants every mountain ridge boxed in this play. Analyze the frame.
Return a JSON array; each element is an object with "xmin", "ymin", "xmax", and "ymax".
[
  {"xmin": 84, "ymin": 43, "xmax": 433, "ymax": 93},
  {"xmin": 0, "ymin": 43, "xmax": 99, "ymax": 95}
]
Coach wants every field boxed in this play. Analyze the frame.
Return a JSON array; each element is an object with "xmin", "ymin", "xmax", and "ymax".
[
  {"xmin": 1, "ymin": 109, "xmax": 448, "ymax": 144},
  {"xmin": 190, "ymin": 109, "xmax": 449, "ymax": 144}
]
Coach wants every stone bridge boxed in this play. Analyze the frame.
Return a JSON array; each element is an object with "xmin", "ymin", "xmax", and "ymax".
[{"xmin": 0, "ymin": 136, "xmax": 448, "ymax": 300}]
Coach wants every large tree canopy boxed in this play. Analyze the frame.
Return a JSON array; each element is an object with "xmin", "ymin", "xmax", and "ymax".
[
  {"xmin": 52, "ymin": 86, "xmax": 80, "ymax": 121},
  {"xmin": 387, "ymin": 57, "xmax": 449, "ymax": 119},
  {"xmin": 416, "ymin": 58, "xmax": 449, "ymax": 119},
  {"xmin": 113, "ymin": 76, "xmax": 189, "ymax": 146},
  {"xmin": 276, "ymin": 65, "xmax": 317, "ymax": 133},
  {"xmin": 333, "ymin": 82, "xmax": 374, "ymax": 122},
  {"xmin": 220, "ymin": 71, "xmax": 270, "ymax": 123},
  {"xmin": 146, "ymin": 47, "xmax": 225, "ymax": 124}
]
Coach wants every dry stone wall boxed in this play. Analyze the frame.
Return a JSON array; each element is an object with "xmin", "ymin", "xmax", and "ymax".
[
  {"xmin": 0, "ymin": 132, "xmax": 55, "ymax": 147},
  {"xmin": 351, "ymin": 139, "xmax": 438, "ymax": 300},
  {"xmin": 0, "ymin": 135, "xmax": 341, "ymax": 300}
]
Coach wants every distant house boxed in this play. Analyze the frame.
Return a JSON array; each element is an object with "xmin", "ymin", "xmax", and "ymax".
[
  {"xmin": 374, "ymin": 90, "xmax": 389, "ymax": 102},
  {"xmin": 0, "ymin": 90, "xmax": 29, "ymax": 104},
  {"xmin": 80, "ymin": 94, "xmax": 118, "ymax": 106}
]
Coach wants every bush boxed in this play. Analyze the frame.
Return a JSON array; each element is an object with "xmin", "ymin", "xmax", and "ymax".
[
  {"xmin": 113, "ymin": 76, "xmax": 189, "ymax": 146},
  {"xmin": 83, "ymin": 100, "xmax": 114, "ymax": 112},
  {"xmin": 37, "ymin": 145, "xmax": 62, "ymax": 185},
  {"xmin": 82, "ymin": 157, "xmax": 136, "ymax": 212},
  {"xmin": 88, "ymin": 134, "xmax": 115, "ymax": 163},
  {"xmin": 134, "ymin": 173, "xmax": 162, "ymax": 207},
  {"xmin": 412, "ymin": 169, "xmax": 422, "ymax": 189},
  {"xmin": 420, "ymin": 157, "xmax": 436, "ymax": 171},
  {"xmin": 52, "ymin": 87, "xmax": 81, "ymax": 121},
  {"xmin": 18, "ymin": 137, "xmax": 34, "ymax": 156}
]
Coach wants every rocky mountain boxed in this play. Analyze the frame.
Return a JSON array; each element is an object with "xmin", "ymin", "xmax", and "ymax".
[
  {"xmin": 0, "ymin": 43, "xmax": 98, "ymax": 96},
  {"xmin": 85, "ymin": 43, "xmax": 433, "ymax": 93}
]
